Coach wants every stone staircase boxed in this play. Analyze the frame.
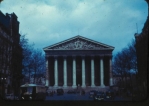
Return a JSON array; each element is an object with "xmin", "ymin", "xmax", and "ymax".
[{"xmin": 46, "ymin": 86, "xmax": 110, "ymax": 93}]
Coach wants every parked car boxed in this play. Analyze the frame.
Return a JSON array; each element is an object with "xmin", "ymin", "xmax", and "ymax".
[
  {"xmin": 5, "ymin": 94, "xmax": 19, "ymax": 100},
  {"xmin": 57, "ymin": 89, "xmax": 64, "ymax": 95},
  {"xmin": 89, "ymin": 90, "xmax": 97, "ymax": 98},
  {"xmin": 94, "ymin": 92, "xmax": 105, "ymax": 101}
]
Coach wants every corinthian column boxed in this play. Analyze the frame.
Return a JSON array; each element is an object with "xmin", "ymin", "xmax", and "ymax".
[
  {"xmin": 100, "ymin": 55, "xmax": 105, "ymax": 87},
  {"xmin": 91, "ymin": 56, "xmax": 95, "ymax": 87},
  {"xmin": 82, "ymin": 56, "xmax": 86, "ymax": 88},
  {"xmin": 72, "ymin": 56, "xmax": 77, "ymax": 88},
  {"xmin": 63, "ymin": 56, "xmax": 67, "ymax": 87},
  {"xmin": 54, "ymin": 56, "xmax": 58, "ymax": 87},
  {"xmin": 109, "ymin": 56, "xmax": 113, "ymax": 86},
  {"xmin": 45, "ymin": 56, "xmax": 49, "ymax": 86}
]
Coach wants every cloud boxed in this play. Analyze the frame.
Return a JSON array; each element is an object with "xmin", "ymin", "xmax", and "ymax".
[{"xmin": 0, "ymin": 0, "xmax": 148, "ymax": 55}]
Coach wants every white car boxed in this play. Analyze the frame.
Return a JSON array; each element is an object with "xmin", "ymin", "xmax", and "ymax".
[{"xmin": 5, "ymin": 94, "xmax": 19, "ymax": 100}]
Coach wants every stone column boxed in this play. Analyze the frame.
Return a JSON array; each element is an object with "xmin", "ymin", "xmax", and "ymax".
[
  {"xmin": 72, "ymin": 56, "xmax": 77, "ymax": 88},
  {"xmin": 45, "ymin": 56, "xmax": 49, "ymax": 86},
  {"xmin": 91, "ymin": 56, "xmax": 95, "ymax": 87},
  {"xmin": 100, "ymin": 55, "xmax": 105, "ymax": 87},
  {"xmin": 109, "ymin": 56, "xmax": 113, "ymax": 86},
  {"xmin": 63, "ymin": 56, "xmax": 67, "ymax": 87},
  {"xmin": 82, "ymin": 56, "xmax": 86, "ymax": 87},
  {"xmin": 54, "ymin": 56, "xmax": 58, "ymax": 87}
]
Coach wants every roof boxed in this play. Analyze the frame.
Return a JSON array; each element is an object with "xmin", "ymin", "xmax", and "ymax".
[{"xmin": 43, "ymin": 35, "xmax": 114, "ymax": 51}]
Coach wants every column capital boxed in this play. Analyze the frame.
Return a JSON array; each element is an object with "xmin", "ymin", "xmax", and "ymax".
[
  {"xmin": 72, "ymin": 55, "xmax": 76, "ymax": 58},
  {"xmin": 45, "ymin": 56, "xmax": 49, "ymax": 59},
  {"xmin": 46, "ymin": 56, "xmax": 49, "ymax": 59},
  {"xmin": 105, "ymin": 54, "xmax": 112, "ymax": 58},
  {"xmin": 91, "ymin": 55, "xmax": 94, "ymax": 58},
  {"xmin": 63, "ymin": 55, "xmax": 67, "ymax": 58},
  {"xmin": 99, "ymin": 55, "xmax": 104, "ymax": 58},
  {"xmin": 54, "ymin": 55, "xmax": 58, "ymax": 59},
  {"xmin": 109, "ymin": 55, "xmax": 113, "ymax": 59},
  {"xmin": 81, "ymin": 55, "xmax": 85, "ymax": 59}
]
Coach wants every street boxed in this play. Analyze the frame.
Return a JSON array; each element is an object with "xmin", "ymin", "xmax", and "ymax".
[
  {"xmin": 46, "ymin": 93, "xmax": 91, "ymax": 101},
  {"xmin": 45, "ymin": 93, "xmax": 132, "ymax": 101}
]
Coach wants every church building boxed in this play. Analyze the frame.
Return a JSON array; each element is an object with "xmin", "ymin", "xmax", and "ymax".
[{"xmin": 43, "ymin": 35, "xmax": 114, "ymax": 91}]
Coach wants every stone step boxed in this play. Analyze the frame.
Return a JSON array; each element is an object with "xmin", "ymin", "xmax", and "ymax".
[{"xmin": 46, "ymin": 86, "xmax": 110, "ymax": 93}]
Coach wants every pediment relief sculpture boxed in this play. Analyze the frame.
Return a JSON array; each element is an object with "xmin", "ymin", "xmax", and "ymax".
[{"xmin": 51, "ymin": 39, "xmax": 106, "ymax": 50}]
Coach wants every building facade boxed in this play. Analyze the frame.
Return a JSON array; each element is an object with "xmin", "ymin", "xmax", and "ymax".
[
  {"xmin": 134, "ymin": 0, "xmax": 148, "ymax": 97},
  {"xmin": 43, "ymin": 35, "xmax": 114, "ymax": 91},
  {"xmin": 0, "ymin": 11, "xmax": 22, "ymax": 97}
]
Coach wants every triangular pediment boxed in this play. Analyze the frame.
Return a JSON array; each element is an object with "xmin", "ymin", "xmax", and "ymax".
[{"xmin": 43, "ymin": 35, "xmax": 114, "ymax": 50}]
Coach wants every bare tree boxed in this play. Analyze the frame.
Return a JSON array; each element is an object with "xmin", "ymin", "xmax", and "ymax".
[
  {"xmin": 31, "ymin": 49, "xmax": 45, "ymax": 84},
  {"xmin": 20, "ymin": 34, "xmax": 45, "ymax": 84},
  {"xmin": 113, "ymin": 39, "xmax": 137, "ymax": 88},
  {"xmin": 20, "ymin": 34, "xmax": 34, "ymax": 83}
]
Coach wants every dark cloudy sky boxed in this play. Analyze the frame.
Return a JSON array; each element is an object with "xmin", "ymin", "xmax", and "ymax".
[{"xmin": 0, "ymin": 0, "xmax": 148, "ymax": 55}]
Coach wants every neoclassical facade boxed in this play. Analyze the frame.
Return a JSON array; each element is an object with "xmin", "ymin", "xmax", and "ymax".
[{"xmin": 43, "ymin": 35, "xmax": 114, "ymax": 90}]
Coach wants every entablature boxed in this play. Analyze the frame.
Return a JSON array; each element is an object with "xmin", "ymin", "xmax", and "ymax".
[{"xmin": 45, "ymin": 50, "xmax": 112, "ymax": 57}]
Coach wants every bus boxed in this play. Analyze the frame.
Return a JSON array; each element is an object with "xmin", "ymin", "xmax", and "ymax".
[{"xmin": 20, "ymin": 84, "xmax": 47, "ymax": 100}]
